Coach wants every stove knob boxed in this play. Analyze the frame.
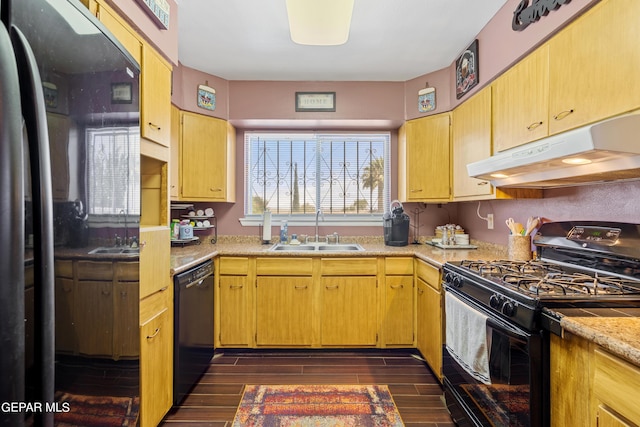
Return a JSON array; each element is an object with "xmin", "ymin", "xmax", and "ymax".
[
  {"xmin": 489, "ymin": 294, "xmax": 501, "ymax": 309},
  {"xmin": 502, "ymin": 301, "xmax": 516, "ymax": 317},
  {"xmin": 444, "ymin": 272, "xmax": 454, "ymax": 284},
  {"xmin": 452, "ymin": 275, "xmax": 463, "ymax": 288}
]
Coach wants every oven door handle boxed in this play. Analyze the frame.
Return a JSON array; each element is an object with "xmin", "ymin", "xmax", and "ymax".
[{"xmin": 444, "ymin": 285, "xmax": 531, "ymax": 339}]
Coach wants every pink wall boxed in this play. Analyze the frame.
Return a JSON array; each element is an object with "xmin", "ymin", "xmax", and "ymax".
[
  {"xmin": 405, "ymin": 0, "xmax": 599, "ymax": 119},
  {"xmin": 105, "ymin": 0, "xmax": 179, "ymax": 65},
  {"xmin": 173, "ymin": 65, "xmax": 230, "ymax": 119},
  {"xmin": 458, "ymin": 181, "xmax": 640, "ymax": 247}
]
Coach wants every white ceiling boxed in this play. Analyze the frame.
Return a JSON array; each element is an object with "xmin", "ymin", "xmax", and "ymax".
[{"xmin": 175, "ymin": 0, "xmax": 509, "ymax": 82}]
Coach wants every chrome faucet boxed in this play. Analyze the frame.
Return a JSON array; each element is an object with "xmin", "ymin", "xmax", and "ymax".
[
  {"xmin": 119, "ymin": 209, "xmax": 128, "ymax": 245},
  {"xmin": 315, "ymin": 208, "xmax": 324, "ymax": 243}
]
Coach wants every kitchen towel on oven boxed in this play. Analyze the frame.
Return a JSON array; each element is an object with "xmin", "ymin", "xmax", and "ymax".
[{"xmin": 445, "ymin": 292, "xmax": 492, "ymax": 385}]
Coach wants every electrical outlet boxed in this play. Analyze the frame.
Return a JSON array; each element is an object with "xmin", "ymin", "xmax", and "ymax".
[{"xmin": 487, "ymin": 214, "xmax": 494, "ymax": 229}]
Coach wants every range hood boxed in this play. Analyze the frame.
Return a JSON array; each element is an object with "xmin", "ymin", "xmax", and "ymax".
[{"xmin": 467, "ymin": 112, "xmax": 640, "ymax": 188}]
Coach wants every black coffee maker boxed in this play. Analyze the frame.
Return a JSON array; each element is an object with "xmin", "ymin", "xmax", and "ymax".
[
  {"xmin": 68, "ymin": 199, "xmax": 89, "ymax": 248},
  {"xmin": 383, "ymin": 200, "xmax": 410, "ymax": 246}
]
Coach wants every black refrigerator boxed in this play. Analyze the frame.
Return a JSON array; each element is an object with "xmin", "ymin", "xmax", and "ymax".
[{"xmin": 1, "ymin": 0, "xmax": 140, "ymax": 425}]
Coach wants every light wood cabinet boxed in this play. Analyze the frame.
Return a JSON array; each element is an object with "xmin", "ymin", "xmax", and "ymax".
[
  {"xmin": 47, "ymin": 113, "xmax": 71, "ymax": 201},
  {"xmin": 593, "ymin": 348, "xmax": 640, "ymax": 426},
  {"xmin": 170, "ymin": 105, "xmax": 180, "ymax": 199},
  {"xmin": 255, "ymin": 258, "xmax": 313, "ymax": 346},
  {"xmin": 92, "ymin": 1, "xmax": 141, "ymax": 63},
  {"xmin": 452, "ymin": 87, "xmax": 542, "ymax": 201},
  {"xmin": 114, "ymin": 262, "xmax": 140, "ymax": 359},
  {"xmin": 398, "ymin": 113, "xmax": 451, "ymax": 203},
  {"xmin": 415, "ymin": 259, "xmax": 443, "ymax": 380},
  {"xmin": 139, "ymin": 226, "xmax": 170, "ymax": 299},
  {"xmin": 141, "ymin": 44, "xmax": 172, "ymax": 147},
  {"xmin": 383, "ymin": 258, "xmax": 414, "ymax": 346},
  {"xmin": 54, "ymin": 260, "xmax": 75, "ymax": 353},
  {"xmin": 179, "ymin": 111, "xmax": 236, "ymax": 202},
  {"xmin": 320, "ymin": 258, "xmax": 378, "ymax": 346},
  {"xmin": 217, "ymin": 257, "xmax": 253, "ymax": 347},
  {"xmin": 492, "ymin": 45, "xmax": 549, "ymax": 152},
  {"xmin": 139, "ymin": 286, "xmax": 173, "ymax": 427},
  {"xmin": 547, "ymin": 0, "xmax": 640, "ymax": 136},
  {"xmin": 452, "ymin": 87, "xmax": 493, "ymax": 199}
]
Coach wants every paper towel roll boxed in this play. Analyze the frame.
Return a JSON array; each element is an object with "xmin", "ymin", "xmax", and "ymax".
[{"xmin": 262, "ymin": 210, "xmax": 271, "ymax": 241}]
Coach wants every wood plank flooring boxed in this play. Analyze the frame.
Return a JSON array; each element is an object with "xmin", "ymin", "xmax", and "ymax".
[{"xmin": 161, "ymin": 349, "xmax": 455, "ymax": 426}]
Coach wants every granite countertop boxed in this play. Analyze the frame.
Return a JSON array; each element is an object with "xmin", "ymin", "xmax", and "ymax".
[
  {"xmin": 169, "ymin": 236, "xmax": 508, "ymax": 275},
  {"xmin": 561, "ymin": 316, "xmax": 640, "ymax": 366}
]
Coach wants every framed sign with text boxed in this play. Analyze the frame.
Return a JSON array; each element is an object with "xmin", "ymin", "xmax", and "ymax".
[
  {"xmin": 136, "ymin": 0, "xmax": 170, "ymax": 29},
  {"xmin": 295, "ymin": 92, "xmax": 336, "ymax": 112}
]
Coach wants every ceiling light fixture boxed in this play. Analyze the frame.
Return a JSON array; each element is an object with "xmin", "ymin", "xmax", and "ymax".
[{"xmin": 286, "ymin": 0, "xmax": 355, "ymax": 46}]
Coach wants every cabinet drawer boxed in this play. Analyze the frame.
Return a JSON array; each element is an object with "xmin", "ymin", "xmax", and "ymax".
[
  {"xmin": 385, "ymin": 257, "xmax": 414, "ymax": 275},
  {"xmin": 320, "ymin": 258, "xmax": 377, "ymax": 276},
  {"xmin": 140, "ymin": 285, "xmax": 173, "ymax": 326},
  {"xmin": 416, "ymin": 259, "xmax": 440, "ymax": 290},
  {"xmin": 594, "ymin": 348, "xmax": 640, "ymax": 423},
  {"xmin": 219, "ymin": 257, "xmax": 249, "ymax": 275},
  {"xmin": 77, "ymin": 260, "xmax": 113, "ymax": 281},
  {"xmin": 55, "ymin": 259, "xmax": 74, "ymax": 279},
  {"xmin": 115, "ymin": 262, "xmax": 139, "ymax": 282},
  {"xmin": 256, "ymin": 257, "xmax": 313, "ymax": 276}
]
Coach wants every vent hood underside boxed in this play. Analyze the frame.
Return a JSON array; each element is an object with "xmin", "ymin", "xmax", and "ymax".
[{"xmin": 467, "ymin": 112, "xmax": 640, "ymax": 188}]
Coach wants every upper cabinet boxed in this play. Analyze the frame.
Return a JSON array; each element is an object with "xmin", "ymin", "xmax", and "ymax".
[
  {"xmin": 452, "ymin": 87, "xmax": 493, "ymax": 199},
  {"xmin": 492, "ymin": 45, "xmax": 549, "ymax": 153},
  {"xmin": 398, "ymin": 113, "xmax": 451, "ymax": 203},
  {"xmin": 141, "ymin": 44, "xmax": 172, "ymax": 148},
  {"xmin": 547, "ymin": 0, "xmax": 640, "ymax": 136},
  {"xmin": 491, "ymin": 0, "xmax": 640, "ymax": 153},
  {"xmin": 178, "ymin": 111, "xmax": 236, "ymax": 202}
]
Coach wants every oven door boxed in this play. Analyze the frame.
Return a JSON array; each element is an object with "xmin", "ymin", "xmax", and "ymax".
[{"xmin": 442, "ymin": 286, "xmax": 545, "ymax": 427}]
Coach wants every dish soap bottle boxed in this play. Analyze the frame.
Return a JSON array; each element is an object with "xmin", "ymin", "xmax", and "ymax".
[{"xmin": 280, "ymin": 220, "xmax": 288, "ymax": 244}]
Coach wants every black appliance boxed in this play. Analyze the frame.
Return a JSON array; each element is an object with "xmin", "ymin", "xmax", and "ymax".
[
  {"xmin": 383, "ymin": 200, "xmax": 410, "ymax": 246},
  {"xmin": 1, "ymin": 1, "xmax": 140, "ymax": 426},
  {"xmin": 441, "ymin": 221, "xmax": 640, "ymax": 427},
  {"xmin": 174, "ymin": 259, "xmax": 215, "ymax": 405}
]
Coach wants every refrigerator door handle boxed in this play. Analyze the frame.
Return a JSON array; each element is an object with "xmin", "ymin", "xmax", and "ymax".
[
  {"xmin": 0, "ymin": 22, "xmax": 26, "ymax": 426},
  {"xmin": 11, "ymin": 26, "xmax": 56, "ymax": 427}
]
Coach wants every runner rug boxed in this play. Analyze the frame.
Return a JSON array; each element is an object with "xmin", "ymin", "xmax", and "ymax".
[
  {"xmin": 232, "ymin": 384, "xmax": 405, "ymax": 427},
  {"xmin": 51, "ymin": 392, "xmax": 139, "ymax": 426}
]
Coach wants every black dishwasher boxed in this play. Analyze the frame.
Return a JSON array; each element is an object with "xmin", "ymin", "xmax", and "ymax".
[{"xmin": 173, "ymin": 259, "xmax": 215, "ymax": 405}]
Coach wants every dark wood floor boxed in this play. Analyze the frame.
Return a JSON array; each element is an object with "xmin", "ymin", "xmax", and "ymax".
[{"xmin": 161, "ymin": 349, "xmax": 455, "ymax": 427}]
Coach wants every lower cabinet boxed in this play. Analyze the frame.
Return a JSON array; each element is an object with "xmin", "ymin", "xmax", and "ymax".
[
  {"xmin": 383, "ymin": 257, "xmax": 414, "ymax": 346},
  {"xmin": 139, "ymin": 285, "xmax": 173, "ymax": 427},
  {"xmin": 217, "ymin": 257, "xmax": 254, "ymax": 347},
  {"xmin": 320, "ymin": 258, "xmax": 378, "ymax": 346},
  {"xmin": 255, "ymin": 257, "xmax": 314, "ymax": 346},
  {"xmin": 415, "ymin": 259, "xmax": 443, "ymax": 380}
]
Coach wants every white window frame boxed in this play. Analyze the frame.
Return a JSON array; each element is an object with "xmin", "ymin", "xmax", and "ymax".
[{"xmin": 240, "ymin": 132, "xmax": 391, "ymax": 227}]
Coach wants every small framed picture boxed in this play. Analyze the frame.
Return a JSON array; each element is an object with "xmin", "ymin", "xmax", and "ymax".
[
  {"xmin": 197, "ymin": 84, "xmax": 216, "ymax": 111},
  {"xmin": 42, "ymin": 82, "xmax": 58, "ymax": 109},
  {"xmin": 295, "ymin": 92, "xmax": 336, "ymax": 112},
  {"xmin": 455, "ymin": 39, "xmax": 479, "ymax": 99},
  {"xmin": 111, "ymin": 82, "xmax": 132, "ymax": 104}
]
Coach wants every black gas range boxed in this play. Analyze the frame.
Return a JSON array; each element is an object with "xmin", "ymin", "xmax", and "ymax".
[{"xmin": 441, "ymin": 221, "xmax": 640, "ymax": 427}]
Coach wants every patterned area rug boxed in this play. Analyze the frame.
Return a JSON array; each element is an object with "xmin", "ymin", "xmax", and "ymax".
[
  {"xmin": 52, "ymin": 392, "xmax": 139, "ymax": 426},
  {"xmin": 461, "ymin": 384, "xmax": 529, "ymax": 427},
  {"xmin": 232, "ymin": 384, "xmax": 405, "ymax": 427}
]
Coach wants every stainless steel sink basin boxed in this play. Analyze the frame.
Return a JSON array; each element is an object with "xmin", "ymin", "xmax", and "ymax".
[
  {"xmin": 269, "ymin": 243, "xmax": 364, "ymax": 252},
  {"xmin": 88, "ymin": 247, "xmax": 140, "ymax": 255}
]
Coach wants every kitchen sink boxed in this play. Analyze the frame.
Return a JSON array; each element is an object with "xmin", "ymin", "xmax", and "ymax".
[
  {"xmin": 269, "ymin": 243, "xmax": 364, "ymax": 252},
  {"xmin": 88, "ymin": 247, "xmax": 140, "ymax": 255}
]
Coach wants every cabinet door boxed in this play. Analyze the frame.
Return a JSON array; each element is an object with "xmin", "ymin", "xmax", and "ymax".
[
  {"xmin": 55, "ymin": 277, "xmax": 75, "ymax": 353},
  {"xmin": 113, "ymin": 281, "xmax": 140, "ymax": 359},
  {"xmin": 321, "ymin": 277, "xmax": 377, "ymax": 346},
  {"xmin": 452, "ymin": 87, "xmax": 493, "ymax": 199},
  {"xmin": 596, "ymin": 406, "xmax": 634, "ymax": 427},
  {"xmin": 75, "ymin": 281, "xmax": 114, "ymax": 356},
  {"xmin": 548, "ymin": 0, "xmax": 640, "ymax": 135},
  {"xmin": 139, "ymin": 226, "xmax": 170, "ymax": 299},
  {"xmin": 416, "ymin": 280, "xmax": 429, "ymax": 361},
  {"xmin": 47, "ymin": 113, "xmax": 70, "ymax": 200},
  {"xmin": 170, "ymin": 105, "xmax": 180, "ymax": 199},
  {"xmin": 180, "ymin": 112, "xmax": 228, "ymax": 201},
  {"xmin": 219, "ymin": 275, "xmax": 251, "ymax": 346},
  {"xmin": 492, "ymin": 45, "xmax": 549, "ymax": 152},
  {"xmin": 420, "ymin": 278, "xmax": 443, "ymax": 380},
  {"xmin": 141, "ymin": 44, "xmax": 172, "ymax": 147},
  {"xmin": 96, "ymin": 2, "xmax": 141, "ymax": 63},
  {"xmin": 399, "ymin": 113, "xmax": 451, "ymax": 202},
  {"xmin": 140, "ymin": 305, "xmax": 172, "ymax": 427},
  {"xmin": 256, "ymin": 277, "xmax": 313, "ymax": 346},
  {"xmin": 383, "ymin": 276, "xmax": 414, "ymax": 346}
]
